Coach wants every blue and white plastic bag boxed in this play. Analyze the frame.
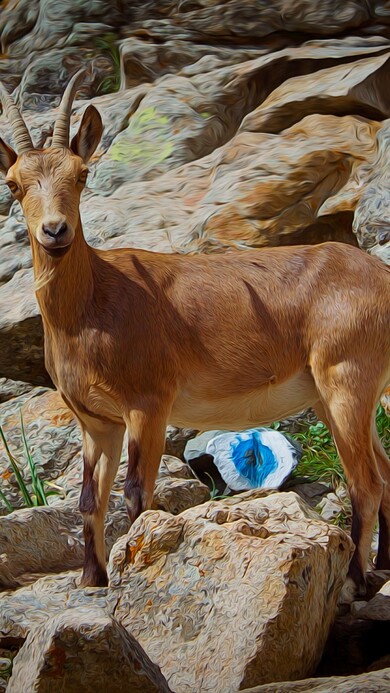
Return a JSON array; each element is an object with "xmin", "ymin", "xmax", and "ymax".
[{"xmin": 205, "ymin": 428, "xmax": 301, "ymax": 491}]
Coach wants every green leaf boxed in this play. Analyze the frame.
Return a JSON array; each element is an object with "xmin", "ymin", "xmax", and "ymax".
[
  {"xmin": 0, "ymin": 424, "xmax": 34, "ymax": 507},
  {"xmin": 20, "ymin": 411, "xmax": 48, "ymax": 506},
  {"xmin": 0, "ymin": 488, "xmax": 13, "ymax": 513}
]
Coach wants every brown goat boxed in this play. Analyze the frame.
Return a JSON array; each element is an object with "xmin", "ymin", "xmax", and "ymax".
[{"xmin": 0, "ymin": 71, "xmax": 389, "ymax": 601}]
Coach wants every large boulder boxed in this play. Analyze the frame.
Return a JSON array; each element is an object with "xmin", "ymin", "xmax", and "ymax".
[{"xmin": 108, "ymin": 492, "xmax": 353, "ymax": 691}]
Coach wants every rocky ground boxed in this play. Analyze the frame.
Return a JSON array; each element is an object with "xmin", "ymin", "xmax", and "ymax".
[{"xmin": 0, "ymin": 0, "xmax": 390, "ymax": 691}]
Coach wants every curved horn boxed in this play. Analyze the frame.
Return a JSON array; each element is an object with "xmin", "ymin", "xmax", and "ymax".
[
  {"xmin": 52, "ymin": 69, "xmax": 87, "ymax": 149},
  {"xmin": 0, "ymin": 82, "xmax": 34, "ymax": 153}
]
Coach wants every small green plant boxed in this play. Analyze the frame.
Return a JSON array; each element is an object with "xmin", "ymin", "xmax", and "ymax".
[
  {"xmin": 0, "ymin": 412, "xmax": 63, "ymax": 513},
  {"xmin": 204, "ymin": 472, "xmax": 231, "ymax": 501},
  {"xmin": 291, "ymin": 420, "xmax": 344, "ymax": 488},
  {"xmin": 94, "ymin": 33, "xmax": 121, "ymax": 95}
]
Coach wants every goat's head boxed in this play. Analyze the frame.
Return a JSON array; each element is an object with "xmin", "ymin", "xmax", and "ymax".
[{"xmin": 0, "ymin": 70, "xmax": 103, "ymax": 257}]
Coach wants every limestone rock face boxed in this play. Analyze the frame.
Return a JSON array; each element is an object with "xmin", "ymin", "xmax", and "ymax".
[
  {"xmin": 1, "ymin": 8, "xmax": 390, "ymax": 381},
  {"xmin": 7, "ymin": 607, "xmax": 173, "ymax": 693},
  {"xmin": 108, "ymin": 492, "xmax": 353, "ymax": 691}
]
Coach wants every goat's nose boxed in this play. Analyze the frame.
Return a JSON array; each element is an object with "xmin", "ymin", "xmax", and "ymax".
[{"xmin": 42, "ymin": 221, "xmax": 68, "ymax": 239}]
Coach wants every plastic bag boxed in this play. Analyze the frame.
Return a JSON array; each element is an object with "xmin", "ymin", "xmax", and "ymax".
[{"xmin": 206, "ymin": 427, "xmax": 301, "ymax": 491}]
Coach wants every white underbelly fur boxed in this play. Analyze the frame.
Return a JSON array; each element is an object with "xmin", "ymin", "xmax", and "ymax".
[{"xmin": 170, "ymin": 370, "xmax": 319, "ymax": 430}]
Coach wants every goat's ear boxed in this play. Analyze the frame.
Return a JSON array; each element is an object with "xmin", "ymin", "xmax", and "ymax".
[
  {"xmin": 70, "ymin": 105, "xmax": 103, "ymax": 163},
  {"xmin": 0, "ymin": 137, "xmax": 17, "ymax": 175}
]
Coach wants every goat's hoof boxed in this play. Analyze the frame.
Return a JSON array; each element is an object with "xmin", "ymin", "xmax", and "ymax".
[{"xmin": 80, "ymin": 566, "xmax": 108, "ymax": 588}]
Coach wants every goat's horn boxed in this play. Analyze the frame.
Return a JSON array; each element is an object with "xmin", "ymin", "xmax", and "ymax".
[
  {"xmin": 0, "ymin": 82, "xmax": 34, "ymax": 153},
  {"xmin": 52, "ymin": 69, "xmax": 87, "ymax": 148}
]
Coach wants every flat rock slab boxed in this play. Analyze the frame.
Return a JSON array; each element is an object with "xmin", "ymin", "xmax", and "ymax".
[{"xmin": 243, "ymin": 667, "xmax": 390, "ymax": 692}]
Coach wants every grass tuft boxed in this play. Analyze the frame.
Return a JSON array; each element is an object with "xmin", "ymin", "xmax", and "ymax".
[{"xmin": 0, "ymin": 412, "xmax": 63, "ymax": 513}]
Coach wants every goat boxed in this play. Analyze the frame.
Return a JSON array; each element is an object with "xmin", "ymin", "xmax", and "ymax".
[{"xmin": 0, "ymin": 71, "xmax": 389, "ymax": 601}]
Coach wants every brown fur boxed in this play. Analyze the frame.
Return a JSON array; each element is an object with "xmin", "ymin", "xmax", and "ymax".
[{"xmin": 1, "ymin": 115, "xmax": 390, "ymax": 600}]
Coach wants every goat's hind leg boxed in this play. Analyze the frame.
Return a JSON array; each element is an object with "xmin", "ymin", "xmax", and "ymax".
[
  {"xmin": 79, "ymin": 421, "xmax": 125, "ymax": 587},
  {"xmin": 312, "ymin": 359, "xmax": 384, "ymax": 600},
  {"xmin": 372, "ymin": 425, "xmax": 390, "ymax": 569}
]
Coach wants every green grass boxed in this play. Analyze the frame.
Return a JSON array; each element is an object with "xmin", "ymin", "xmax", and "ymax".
[
  {"xmin": 0, "ymin": 412, "xmax": 63, "ymax": 513},
  {"xmin": 276, "ymin": 405, "xmax": 389, "ymax": 529},
  {"xmin": 287, "ymin": 405, "xmax": 389, "ymax": 487},
  {"xmin": 94, "ymin": 33, "xmax": 121, "ymax": 95}
]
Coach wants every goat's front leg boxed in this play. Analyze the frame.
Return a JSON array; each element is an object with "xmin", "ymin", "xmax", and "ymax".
[
  {"xmin": 79, "ymin": 421, "xmax": 125, "ymax": 587},
  {"xmin": 124, "ymin": 408, "xmax": 168, "ymax": 523}
]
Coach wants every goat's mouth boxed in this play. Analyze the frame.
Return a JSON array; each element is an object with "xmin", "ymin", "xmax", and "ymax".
[{"xmin": 39, "ymin": 241, "xmax": 72, "ymax": 258}]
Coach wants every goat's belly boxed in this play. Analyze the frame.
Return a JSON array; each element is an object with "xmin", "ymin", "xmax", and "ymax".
[{"xmin": 170, "ymin": 370, "xmax": 318, "ymax": 430}]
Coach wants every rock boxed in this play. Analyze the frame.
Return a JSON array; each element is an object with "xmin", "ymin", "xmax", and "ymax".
[
  {"xmin": 242, "ymin": 667, "xmax": 390, "ymax": 692},
  {"xmin": 0, "ymin": 492, "xmax": 353, "ymax": 690},
  {"xmin": 317, "ymin": 493, "xmax": 345, "ymax": 522},
  {"xmin": 0, "ymin": 457, "xmax": 207, "ymax": 587},
  {"xmin": 241, "ymin": 51, "xmax": 390, "ymax": 135},
  {"xmin": 182, "ymin": 113, "xmax": 380, "ymax": 254},
  {"xmin": 7, "ymin": 607, "xmax": 173, "ymax": 693},
  {"xmin": 0, "ymin": 501, "xmax": 85, "ymax": 588},
  {"xmin": 283, "ymin": 481, "xmax": 331, "ymax": 509},
  {"xmin": 0, "ymin": 455, "xmax": 208, "ymax": 588},
  {"xmin": 368, "ymin": 656, "xmax": 390, "ymax": 672},
  {"xmin": 0, "ymin": 270, "xmax": 47, "ymax": 385},
  {"xmin": 0, "ymin": 388, "xmax": 208, "ymax": 586},
  {"xmin": 353, "ymin": 122, "xmax": 390, "ymax": 265},
  {"xmin": 0, "ymin": 378, "xmax": 34, "ymax": 403},
  {"xmin": 317, "ymin": 486, "xmax": 350, "ymax": 523},
  {"xmin": 164, "ymin": 425, "xmax": 198, "ymax": 460},
  {"xmin": 317, "ymin": 611, "xmax": 390, "ymax": 678},
  {"xmin": 184, "ymin": 430, "xmax": 222, "ymax": 462},
  {"xmin": 153, "ymin": 455, "xmax": 210, "ymax": 514},
  {"xmin": 0, "ymin": 571, "xmax": 113, "ymax": 640},
  {"xmin": 119, "ymin": 36, "xmax": 265, "ymax": 89},
  {"xmin": 365, "ymin": 570, "xmax": 390, "ymax": 600},
  {"xmin": 108, "ymin": 492, "xmax": 353, "ymax": 691},
  {"xmin": 351, "ymin": 580, "xmax": 390, "ymax": 620}
]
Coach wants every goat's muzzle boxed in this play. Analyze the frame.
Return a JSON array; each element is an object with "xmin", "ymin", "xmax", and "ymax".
[{"xmin": 37, "ymin": 216, "xmax": 75, "ymax": 256}]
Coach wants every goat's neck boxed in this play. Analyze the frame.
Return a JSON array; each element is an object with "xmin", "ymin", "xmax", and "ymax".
[{"xmin": 31, "ymin": 219, "xmax": 94, "ymax": 332}]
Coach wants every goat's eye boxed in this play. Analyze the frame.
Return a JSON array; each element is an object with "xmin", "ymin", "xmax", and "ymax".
[
  {"xmin": 6, "ymin": 181, "xmax": 19, "ymax": 194},
  {"xmin": 78, "ymin": 169, "xmax": 89, "ymax": 184}
]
